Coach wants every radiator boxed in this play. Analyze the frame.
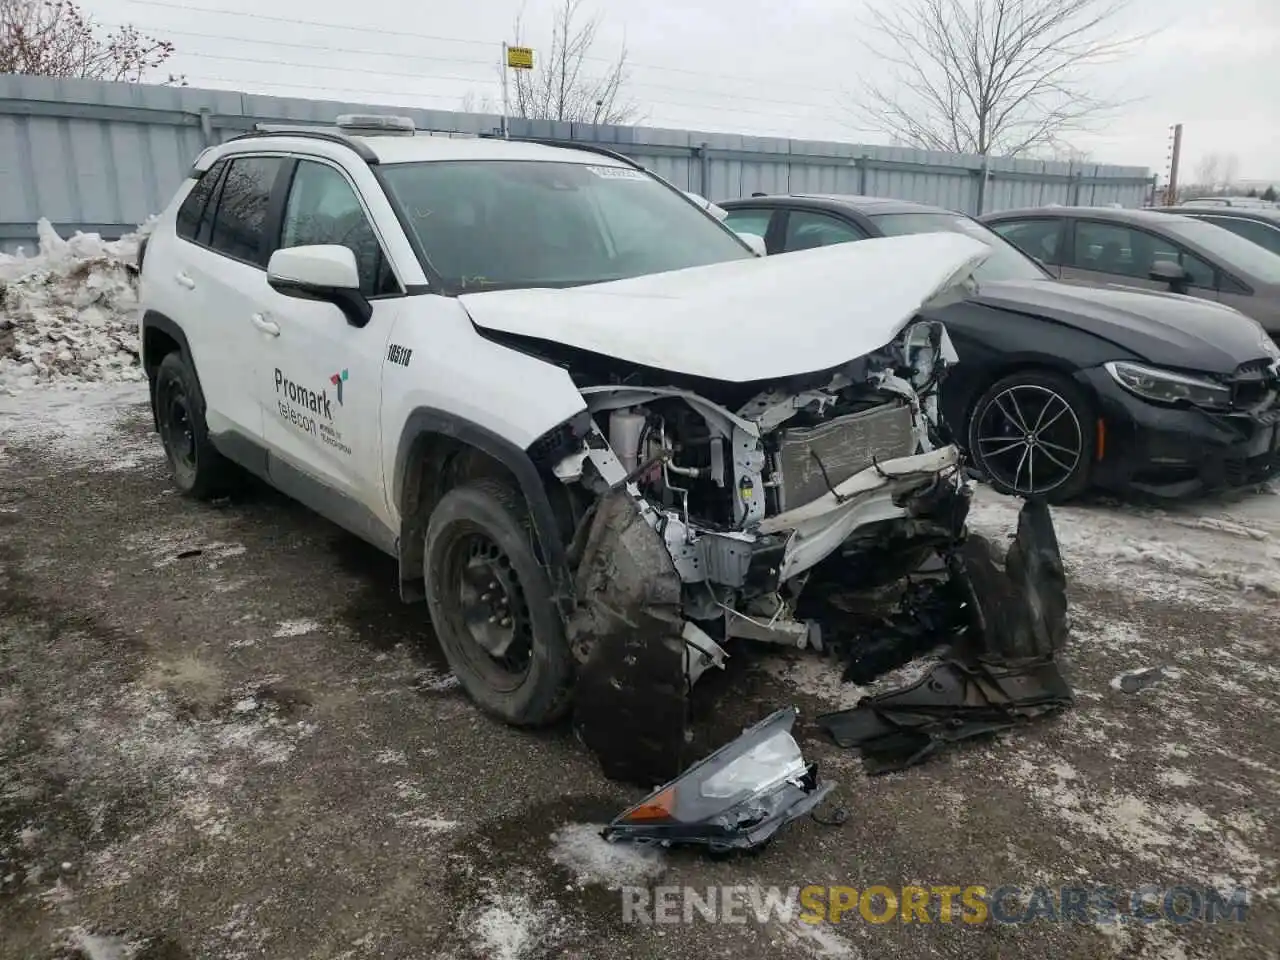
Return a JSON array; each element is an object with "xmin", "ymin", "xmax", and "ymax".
[{"xmin": 773, "ymin": 401, "xmax": 917, "ymax": 511}]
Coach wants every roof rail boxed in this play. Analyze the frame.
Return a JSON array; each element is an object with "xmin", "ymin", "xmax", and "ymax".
[
  {"xmin": 224, "ymin": 125, "xmax": 380, "ymax": 163},
  {"xmin": 477, "ymin": 133, "xmax": 644, "ymax": 171}
]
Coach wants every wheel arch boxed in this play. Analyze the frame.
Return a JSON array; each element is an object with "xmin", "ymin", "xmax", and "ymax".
[
  {"xmin": 958, "ymin": 354, "xmax": 1097, "ymax": 446},
  {"xmin": 393, "ymin": 407, "xmax": 581, "ymax": 614},
  {"xmin": 141, "ymin": 311, "xmax": 206, "ymax": 431}
]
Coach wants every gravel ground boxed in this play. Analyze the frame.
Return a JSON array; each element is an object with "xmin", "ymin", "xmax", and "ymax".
[{"xmin": 1, "ymin": 384, "xmax": 1278, "ymax": 960}]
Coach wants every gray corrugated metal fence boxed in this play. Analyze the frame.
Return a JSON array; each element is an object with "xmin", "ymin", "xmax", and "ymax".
[{"xmin": 0, "ymin": 74, "xmax": 1155, "ymax": 254}]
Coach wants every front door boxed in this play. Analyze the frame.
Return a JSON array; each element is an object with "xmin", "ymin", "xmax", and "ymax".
[
  {"xmin": 1059, "ymin": 219, "xmax": 1222, "ymax": 304},
  {"xmin": 256, "ymin": 157, "xmax": 405, "ymax": 535}
]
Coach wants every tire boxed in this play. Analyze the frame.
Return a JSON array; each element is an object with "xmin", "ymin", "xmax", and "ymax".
[
  {"xmin": 967, "ymin": 369, "xmax": 1095, "ymax": 503},
  {"xmin": 423, "ymin": 479, "xmax": 575, "ymax": 727},
  {"xmin": 153, "ymin": 351, "xmax": 236, "ymax": 499}
]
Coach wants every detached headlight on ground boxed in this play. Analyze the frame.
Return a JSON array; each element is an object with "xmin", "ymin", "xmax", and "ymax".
[
  {"xmin": 1104, "ymin": 360, "xmax": 1232, "ymax": 410},
  {"xmin": 601, "ymin": 707, "xmax": 832, "ymax": 853}
]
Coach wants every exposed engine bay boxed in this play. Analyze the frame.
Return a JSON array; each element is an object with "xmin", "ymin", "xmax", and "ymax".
[{"xmin": 512, "ymin": 319, "xmax": 1061, "ymax": 786}]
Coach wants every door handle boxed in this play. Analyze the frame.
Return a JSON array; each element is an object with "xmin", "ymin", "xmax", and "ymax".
[
  {"xmin": 250, "ymin": 313, "xmax": 280, "ymax": 337},
  {"xmin": 174, "ymin": 272, "xmax": 196, "ymax": 290}
]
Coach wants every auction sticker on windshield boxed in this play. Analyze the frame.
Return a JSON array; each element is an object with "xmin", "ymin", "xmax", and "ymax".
[{"xmin": 587, "ymin": 166, "xmax": 649, "ymax": 180}]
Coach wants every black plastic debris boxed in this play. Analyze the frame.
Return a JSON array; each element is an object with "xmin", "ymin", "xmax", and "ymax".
[
  {"xmin": 817, "ymin": 658, "xmax": 1073, "ymax": 773},
  {"xmin": 1115, "ymin": 666, "xmax": 1166, "ymax": 694},
  {"xmin": 602, "ymin": 707, "xmax": 833, "ymax": 853},
  {"xmin": 817, "ymin": 497, "xmax": 1073, "ymax": 773}
]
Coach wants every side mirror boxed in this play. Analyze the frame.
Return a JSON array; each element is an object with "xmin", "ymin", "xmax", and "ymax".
[
  {"xmin": 736, "ymin": 232, "xmax": 768, "ymax": 257},
  {"xmin": 267, "ymin": 245, "xmax": 372, "ymax": 327},
  {"xmin": 1149, "ymin": 259, "xmax": 1189, "ymax": 289}
]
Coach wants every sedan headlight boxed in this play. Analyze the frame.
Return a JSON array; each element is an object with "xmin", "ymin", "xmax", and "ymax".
[{"xmin": 1104, "ymin": 360, "xmax": 1232, "ymax": 410}]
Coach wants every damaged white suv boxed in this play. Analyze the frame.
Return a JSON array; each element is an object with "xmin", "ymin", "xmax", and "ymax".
[{"xmin": 138, "ymin": 115, "xmax": 994, "ymax": 778}]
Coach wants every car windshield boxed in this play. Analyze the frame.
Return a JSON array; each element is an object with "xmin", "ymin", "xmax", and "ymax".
[
  {"xmin": 378, "ymin": 160, "xmax": 753, "ymax": 290},
  {"xmin": 869, "ymin": 212, "xmax": 1051, "ymax": 283},
  {"xmin": 1159, "ymin": 217, "xmax": 1280, "ymax": 284}
]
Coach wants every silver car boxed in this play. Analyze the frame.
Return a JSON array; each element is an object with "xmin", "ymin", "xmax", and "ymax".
[{"xmin": 981, "ymin": 206, "xmax": 1280, "ymax": 338}]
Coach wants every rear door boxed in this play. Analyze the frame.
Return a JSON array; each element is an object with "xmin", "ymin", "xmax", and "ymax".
[{"xmin": 171, "ymin": 154, "xmax": 287, "ymax": 446}]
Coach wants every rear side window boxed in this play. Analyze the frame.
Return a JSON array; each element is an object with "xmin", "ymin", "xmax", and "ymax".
[
  {"xmin": 209, "ymin": 156, "xmax": 284, "ymax": 266},
  {"xmin": 990, "ymin": 218, "xmax": 1062, "ymax": 264},
  {"xmin": 175, "ymin": 158, "xmax": 227, "ymax": 241},
  {"xmin": 783, "ymin": 210, "xmax": 866, "ymax": 251}
]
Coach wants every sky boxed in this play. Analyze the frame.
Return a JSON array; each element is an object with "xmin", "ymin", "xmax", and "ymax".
[{"xmin": 89, "ymin": 0, "xmax": 1280, "ymax": 182}]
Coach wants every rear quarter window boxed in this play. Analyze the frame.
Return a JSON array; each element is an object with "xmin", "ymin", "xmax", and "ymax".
[{"xmin": 175, "ymin": 158, "xmax": 228, "ymax": 241}]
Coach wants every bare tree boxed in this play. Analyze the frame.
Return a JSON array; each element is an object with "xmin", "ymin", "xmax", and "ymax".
[
  {"xmin": 1, "ymin": 0, "xmax": 174, "ymax": 81},
  {"xmin": 510, "ymin": 0, "xmax": 640, "ymax": 125},
  {"xmin": 850, "ymin": 0, "xmax": 1144, "ymax": 158},
  {"xmin": 1220, "ymin": 153, "xmax": 1240, "ymax": 190},
  {"xmin": 1193, "ymin": 154, "xmax": 1220, "ymax": 192},
  {"xmin": 460, "ymin": 90, "xmax": 498, "ymax": 114},
  {"xmin": 1190, "ymin": 152, "xmax": 1241, "ymax": 195}
]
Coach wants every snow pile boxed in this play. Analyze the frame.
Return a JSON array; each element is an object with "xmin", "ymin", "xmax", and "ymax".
[{"xmin": 0, "ymin": 217, "xmax": 153, "ymax": 392}]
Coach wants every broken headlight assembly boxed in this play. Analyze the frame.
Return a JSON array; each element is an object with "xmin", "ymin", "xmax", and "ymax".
[
  {"xmin": 601, "ymin": 707, "xmax": 833, "ymax": 853},
  {"xmin": 901, "ymin": 319, "xmax": 955, "ymax": 393}
]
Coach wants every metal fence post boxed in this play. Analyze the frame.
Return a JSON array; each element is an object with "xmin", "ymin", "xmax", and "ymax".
[
  {"xmin": 856, "ymin": 156, "xmax": 867, "ymax": 195},
  {"xmin": 697, "ymin": 141, "xmax": 710, "ymax": 198},
  {"xmin": 198, "ymin": 107, "xmax": 213, "ymax": 147}
]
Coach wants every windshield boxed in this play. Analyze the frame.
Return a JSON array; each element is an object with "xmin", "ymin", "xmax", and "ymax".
[
  {"xmin": 869, "ymin": 212, "xmax": 1051, "ymax": 283},
  {"xmin": 1160, "ymin": 217, "xmax": 1280, "ymax": 284},
  {"xmin": 379, "ymin": 160, "xmax": 752, "ymax": 291}
]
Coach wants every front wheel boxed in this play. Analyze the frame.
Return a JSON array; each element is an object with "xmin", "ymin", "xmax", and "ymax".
[
  {"xmin": 423, "ymin": 479, "xmax": 575, "ymax": 726},
  {"xmin": 967, "ymin": 370, "xmax": 1095, "ymax": 503}
]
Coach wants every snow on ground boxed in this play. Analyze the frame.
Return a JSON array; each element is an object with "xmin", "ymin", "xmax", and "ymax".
[
  {"xmin": 1, "ymin": 218, "xmax": 151, "ymax": 392},
  {"xmin": 968, "ymin": 485, "xmax": 1280, "ymax": 600}
]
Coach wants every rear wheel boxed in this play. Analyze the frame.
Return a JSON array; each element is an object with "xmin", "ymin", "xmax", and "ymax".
[
  {"xmin": 423, "ymin": 479, "xmax": 575, "ymax": 726},
  {"xmin": 967, "ymin": 370, "xmax": 1095, "ymax": 503},
  {"xmin": 154, "ymin": 351, "xmax": 236, "ymax": 499}
]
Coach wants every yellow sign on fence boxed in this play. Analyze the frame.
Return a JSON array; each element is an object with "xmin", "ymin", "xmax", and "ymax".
[{"xmin": 506, "ymin": 45, "xmax": 534, "ymax": 69}]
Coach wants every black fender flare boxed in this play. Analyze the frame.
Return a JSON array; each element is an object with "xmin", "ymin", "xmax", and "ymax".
[
  {"xmin": 140, "ymin": 311, "xmax": 207, "ymax": 429},
  {"xmin": 393, "ymin": 407, "xmax": 575, "ymax": 615}
]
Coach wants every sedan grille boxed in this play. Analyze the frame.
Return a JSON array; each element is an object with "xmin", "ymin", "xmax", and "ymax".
[
  {"xmin": 773, "ymin": 401, "xmax": 917, "ymax": 511},
  {"xmin": 1230, "ymin": 359, "xmax": 1280, "ymax": 410}
]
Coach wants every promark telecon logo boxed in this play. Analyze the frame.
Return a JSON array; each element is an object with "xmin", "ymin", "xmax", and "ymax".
[{"xmin": 274, "ymin": 368, "xmax": 339, "ymax": 419}]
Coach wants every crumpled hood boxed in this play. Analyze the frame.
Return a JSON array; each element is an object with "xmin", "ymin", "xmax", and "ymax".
[
  {"xmin": 966, "ymin": 279, "xmax": 1277, "ymax": 373},
  {"xmin": 459, "ymin": 233, "xmax": 991, "ymax": 382}
]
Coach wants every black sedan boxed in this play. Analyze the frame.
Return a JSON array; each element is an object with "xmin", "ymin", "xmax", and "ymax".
[{"xmin": 718, "ymin": 194, "xmax": 1280, "ymax": 501}]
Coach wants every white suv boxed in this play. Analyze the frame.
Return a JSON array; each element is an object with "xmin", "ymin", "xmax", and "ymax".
[{"xmin": 137, "ymin": 114, "xmax": 989, "ymax": 765}]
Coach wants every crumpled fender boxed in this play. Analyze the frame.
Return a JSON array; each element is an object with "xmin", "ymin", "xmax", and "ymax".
[{"xmin": 568, "ymin": 488, "xmax": 691, "ymax": 786}]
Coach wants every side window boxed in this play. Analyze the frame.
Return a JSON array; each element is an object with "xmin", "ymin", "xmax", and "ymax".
[
  {"xmin": 175, "ymin": 158, "xmax": 227, "ymax": 241},
  {"xmin": 1146, "ymin": 234, "xmax": 1216, "ymax": 289},
  {"xmin": 991, "ymin": 219, "xmax": 1061, "ymax": 264},
  {"xmin": 280, "ymin": 160, "xmax": 399, "ymax": 297},
  {"xmin": 1069, "ymin": 221, "xmax": 1151, "ymax": 278},
  {"xmin": 783, "ymin": 210, "xmax": 867, "ymax": 252},
  {"xmin": 209, "ymin": 156, "xmax": 284, "ymax": 267},
  {"xmin": 722, "ymin": 208, "xmax": 772, "ymax": 242},
  {"xmin": 1201, "ymin": 216, "xmax": 1280, "ymax": 256}
]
